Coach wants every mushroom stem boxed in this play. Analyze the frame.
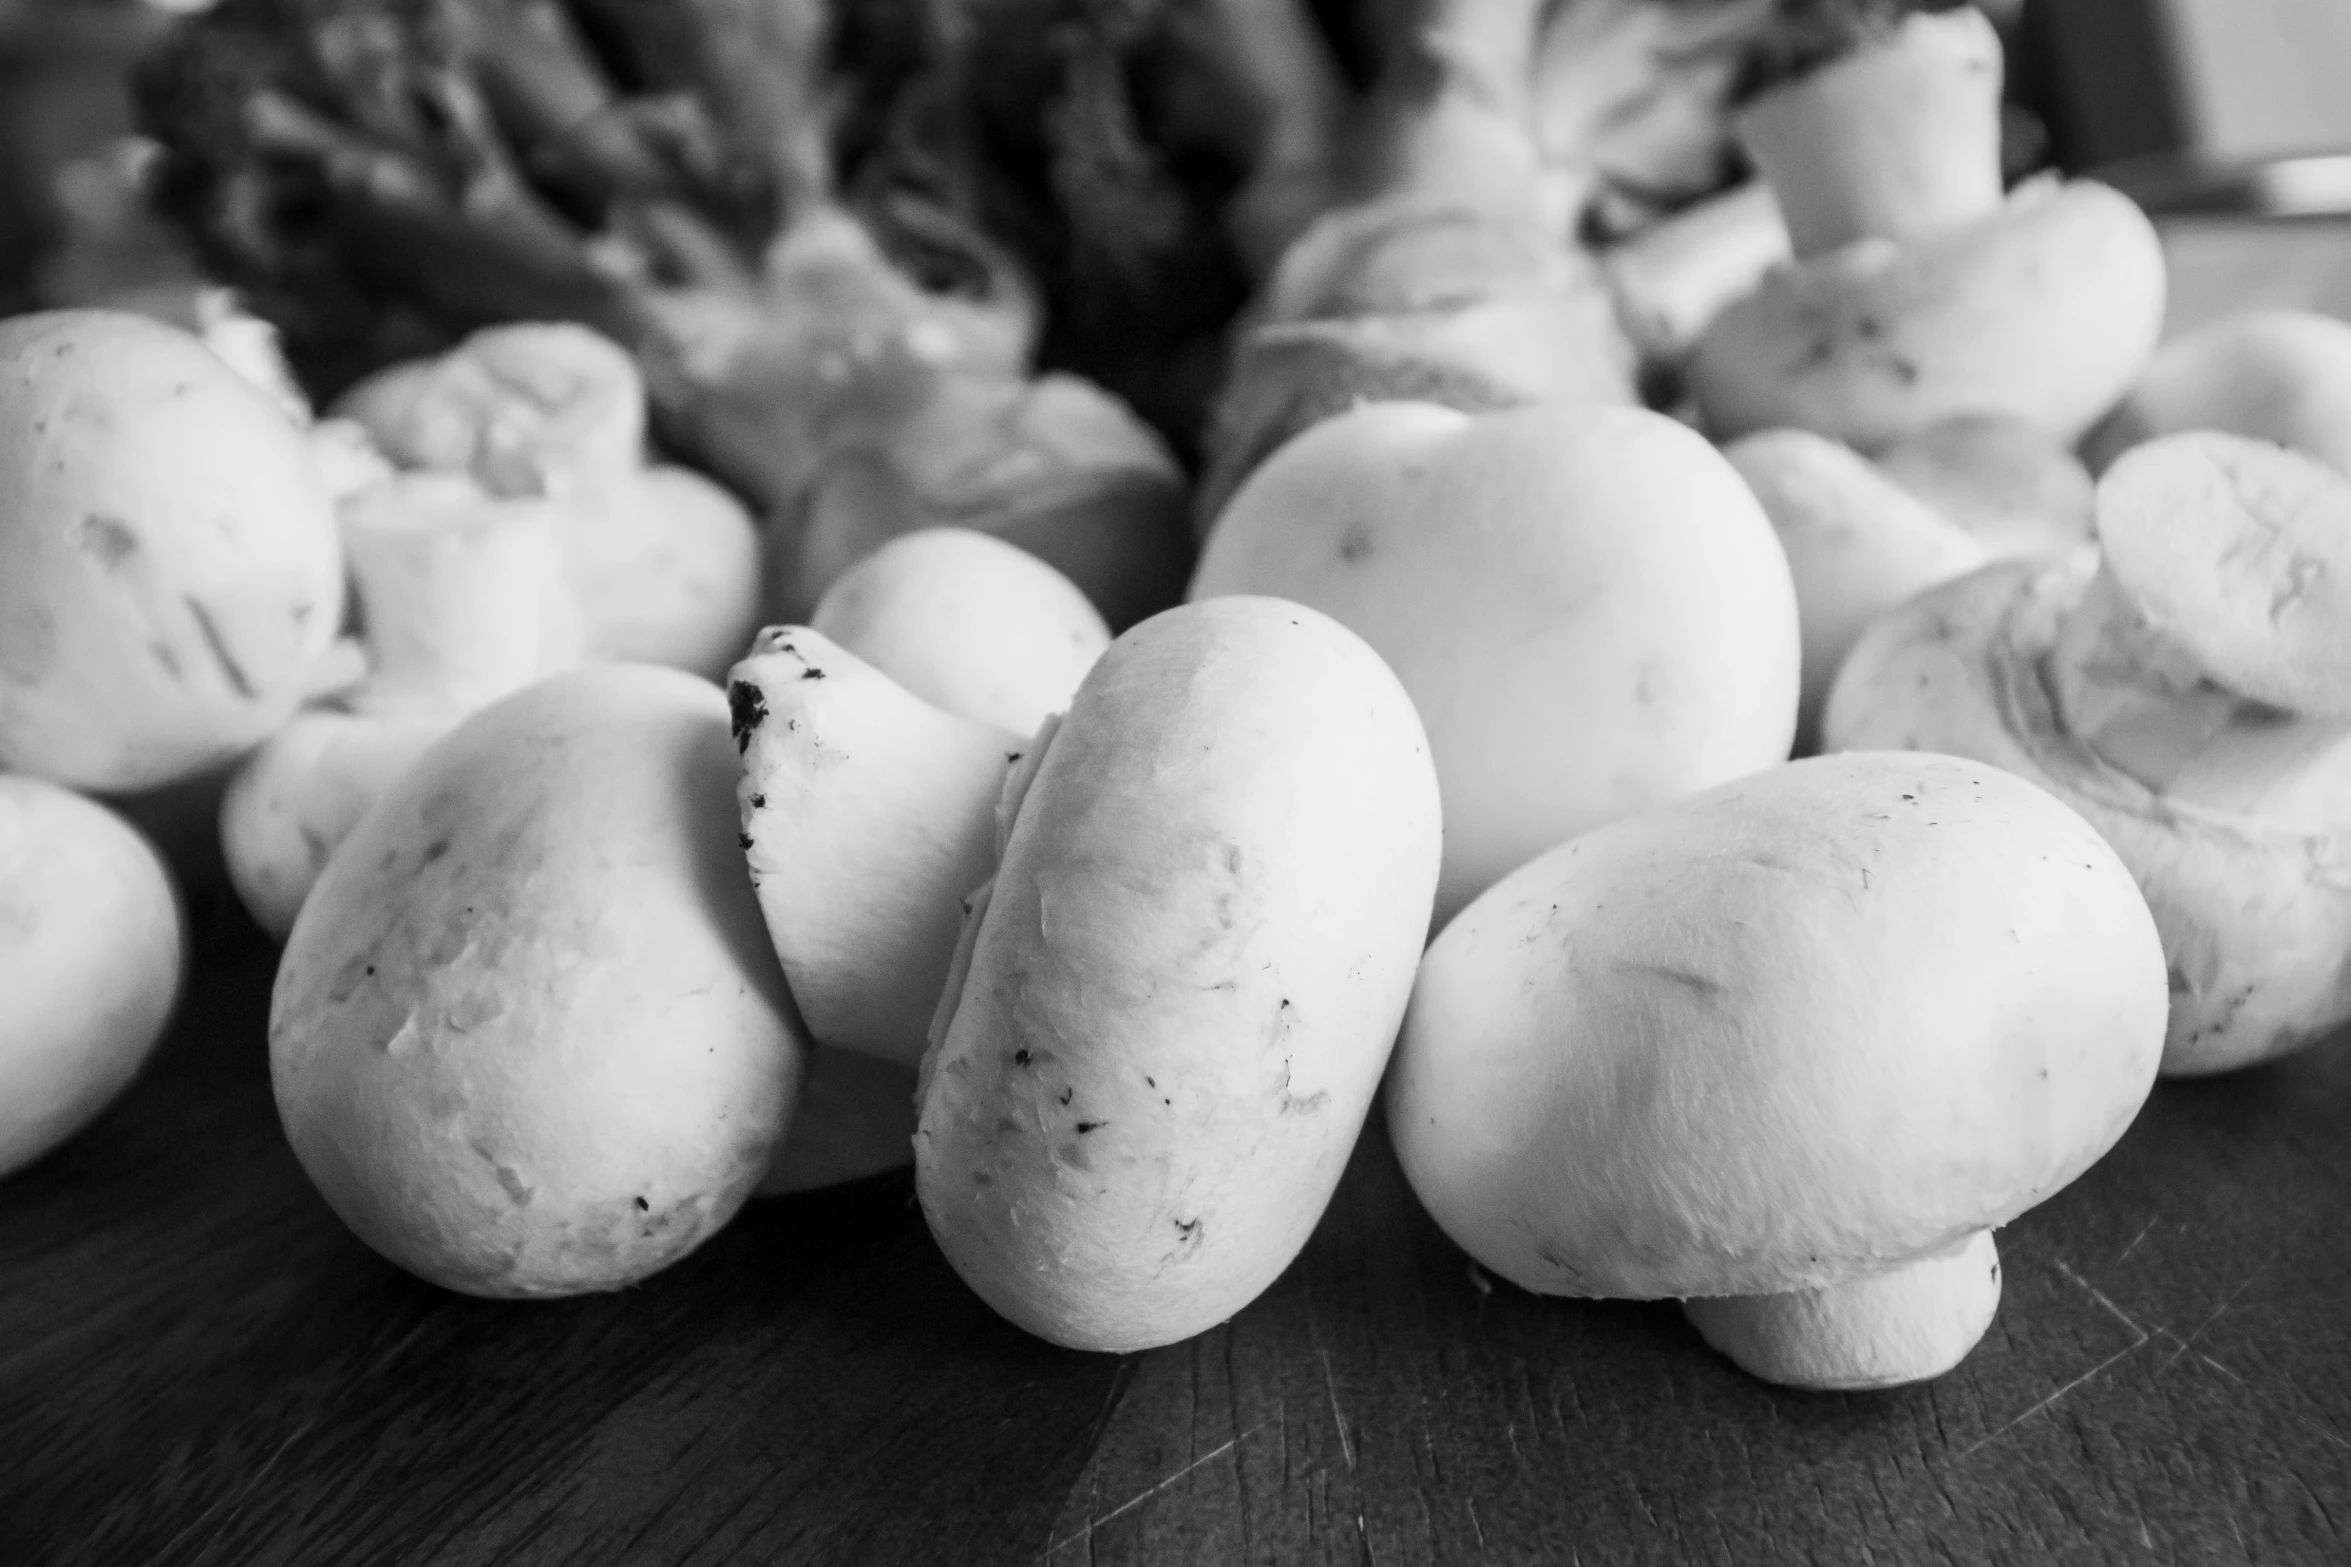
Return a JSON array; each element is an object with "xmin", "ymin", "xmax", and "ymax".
[
  {"xmin": 2047, "ymin": 564, "xmax": 2351, "ymax": 825},
  {"xmin": 1602, "ymin": 180, "xmax": 1790, "ymax": 365},
  {"xmin": 341, "ymin": 475, "xmax": 582, "ymax": 713},
  {"xmin": 1681, "ymin": 1229, "xmax": 2002, "ymax": 1390},
  {"xmin": 1735, "ymin": 7, "xmax": 2006, "ymax": 259}
]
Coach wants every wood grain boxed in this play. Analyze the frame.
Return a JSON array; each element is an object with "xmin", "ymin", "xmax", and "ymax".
[{"xmin": 6, "ymin": 886, "xmax": 2351, "ymax": 1564}]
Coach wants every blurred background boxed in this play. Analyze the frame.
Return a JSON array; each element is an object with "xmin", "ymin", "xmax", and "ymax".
[{"xmin": 4, "ymin": 0, "xmax": 2350, "ymax": 346}]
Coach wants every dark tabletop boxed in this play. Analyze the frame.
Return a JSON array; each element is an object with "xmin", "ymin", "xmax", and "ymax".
[{"xmin": 5, "ymin": 876, "xmax": 2350, "ymax": 1567}]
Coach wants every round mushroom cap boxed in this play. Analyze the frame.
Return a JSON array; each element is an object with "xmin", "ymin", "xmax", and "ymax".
[
  {"xmin": 2084, "ymin": 308, "xmax": 2351, "ymax": 478},
  {"xmin": 1389, "ymin": 751, "xmax": 2167, "ymax": 1300},
  {"xmin": 811, "ymin": 527, "xmax": 1109, "ymax": 736},
  {"xmin": 2097, "ymin": 432, "xmax": 2351, "ymax": 718},
  {"xmin": 1690, "ymin": 179, "xmax": 2165, "ymax": 449},
  {"xmin": 0, "ymin": 776, "xmax": 184, "ymax": 1176},
  {"xmin": 0, "ymin": 310, "xmax": 345, "ymax": 791}
]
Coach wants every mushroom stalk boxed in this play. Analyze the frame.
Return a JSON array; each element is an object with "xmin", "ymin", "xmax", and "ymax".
[
  {"xmin": 340, "ymin": 477, "xmax": 581, "ymax": 714},
  {"xmin": 1603, "ymin": 180, "xmax": 1790, "ymax": 371},
  {"xmin": 1735, "ymin": 7, "xmax": 2006, "ymax": 259},
  {"xmin": 1682, "ymin": 1229, "xmax": 2002, "ymax": 1391}
]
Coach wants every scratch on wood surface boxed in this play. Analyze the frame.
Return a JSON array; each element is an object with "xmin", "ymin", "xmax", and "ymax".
[
  {"xmin": 1947, "ymin": 1342, "xmax": 2146, "ymax": 1465},
  {"xmin": 2156, "ymin": 1328, "xmax": 2351, "ymax": 1457},
  {"xmin": 2052, "ymin": 1259, "xmax": 2152, "ymax": 1343},
  {"xmin": 2163, "ymin": 1244, "xmax": 2283, "ymax": 1372},
  {"xmin": 1319, "ymin": 1348, "xmax": 1356, "ymax": 1473},
  {"xmin": 1467, "ymin": 1496, "xmax": 1487, "ymax": 1559},
  {"xmin": 2117, "ymin": 1219, "xmax": 2158, "ymax": 1263},
  {"xmin": 1042, "ymin": 1416, "xmax": 1273, "ymax": 1555}
]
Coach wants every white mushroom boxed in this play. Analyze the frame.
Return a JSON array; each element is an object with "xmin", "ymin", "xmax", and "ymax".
[
  {"xmin": 0, "ymin": 309, "xmax": 345, "ymax": 792},
  {"xmin": 809, "ymin": 528, "xmax": 1109, "ymax": 737},
  {"xmin": 1390, "ymin": 751, "xmax": 2168, "ymax": 1388},
  {"xmin": 1194, "ymin": 399, "xmax": 1799, "ymax": 922},
  {"xmin": 0, "ymin": 776, "xmax": 184, "ymax": 1178},
  {"xmin": 2084, "ymin": 308, "xmax": 2351, "ymax": 478},
  {"xmin": 1827, "ymin": 431, "xmax": 2351, "ymax": 1074},
  {"xmin": 1688, "ymin": 7, "xmax": 2165, "ymax": 449},
  {"xmin": 271, "ymin": 665, "xmax": 805, "ymax": 1296},
  {"xmin": 917, "ymin": 598, "xmax": 1442, "ymax": 1352}
]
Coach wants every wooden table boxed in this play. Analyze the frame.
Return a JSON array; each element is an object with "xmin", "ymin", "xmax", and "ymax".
[{"xmin": 5, "ymin": 870, "xmax": 2350, "ymax": 1566}]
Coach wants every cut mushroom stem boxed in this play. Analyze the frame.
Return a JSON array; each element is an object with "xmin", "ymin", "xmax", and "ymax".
[
  {"xmin": 340, "ymin": 474, "xmax": 583, "ymax": 713},
  {"xmin": 1682, "ymin": 1229, "xmax": 2002, "ymax": 1391},
  {"xmin": 1736, "ymin": 7, "xmax": 2006, "ymax": 259},
  {"xmin": 2047, "ymin": 433, "xmax": 2351, "ymax": 821},
  {"xmin": 1603, "ymin": 180, "xmax": 1791, "ymax": 366}
]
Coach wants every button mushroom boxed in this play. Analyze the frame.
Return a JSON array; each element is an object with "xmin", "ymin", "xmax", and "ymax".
[
  {"xmin": 808, "ymin": 528, "xmax": 1109, "ymax": 737},
  {"xmin": 219, "ymin": 471, "xmax": 586, "ymax": 938},
  {"xmin": 730, "ymin": 628, "xmax": 1019, "ymax": 1073},
  {"xmin": 272, "ymin": 665, "xmax": 805, "ymax": 1296},
  {"xmin": 0, "ymin": 309, "xmax": 345, "ymax": 792},
  {"xmin": 335, "ymin": 322, "xmax": 763, "ymax": 680},
  {"xmin": 1193, "ymin": 399, "xmax": 1799, "ymax": 923},
  {"xmin": 0, "ymin": 776, "xmax": 184, "ymax": 1177},
  {"xmin": 1826, "ymin": 431, "xmax": 2351, "ymax": 1074},
  {"xmin": 1390, "ymin": 751, "xmax": 2168, "ymax": 1389},
  {"xmin": 917, "ymin": 598, "xmax": 1442, "ymax": 1352},
  {"xmin": 1687, "ymin": 6, "xmax": 2165, "ymax": 449},
  {"xmin": 2084, "ymin": 308, "xmax": 2351, "ymax": 478}
]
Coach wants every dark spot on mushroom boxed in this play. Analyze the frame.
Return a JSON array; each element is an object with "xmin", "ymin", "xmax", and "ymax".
[
  {"xmin": 1006, "ymin": 752, "xmax": 1023, "ymax": 764},
  {"xmin": 1013, "ymin": 1048, "xmax": 1032, "ymax": 1066},
  {"xmin": 1887, "ymin": 356, "xmax": 1920, "ymax": 386},
  {"xmin": 364, "ymin": 965, "xmax": 376, "ymax": 976},
  {"xmin": 420, "ymin": 839, "xmax": 451, "ymax": 866},
  {"xmin": 1175, "ymin": 1217, "xmax": 1202, "ymax": 1244},
  {"xmin": 1145, "ymin": 1076, "xmax": 1155, "ymax": 1088},
  {"xmin": 1076, "ymin": 1121, "xmax": 1104, "ymax": 1134},
  {"xmin": 1337, "ymin": 525, "xmax": 1375, "ymax": 565},
  {"xmin": 748, "ymin": 793, "xmax": 766, "ymax": 809},
  {"xmin": 737, "ymin": 832, "xmax": 755, "ymax": 852},
  {"xmin": 185, "ymin": 596, "xmax": 255, "ymax": 699},
  {"xmin": 972, "ymin": 1170, "xmax": 992, "ymax": 1186},
  {"xmin": 78, "ymin": 513, "xmax": 138, "ymax": 570},
  {"xmin": 634, "ymin": 1196, "xmax": 649, "ymax": 1211},
  {"xmin": 801, "ymin": 667, "xmax": 825, "ymax": 680},
  {"xmin": 726, "ymin": 680, "xmax": 767, "ymax": 752},
  {"xmin": 1058, "ymin": 1088, "xmax": 1074, "ymax": 1105}
]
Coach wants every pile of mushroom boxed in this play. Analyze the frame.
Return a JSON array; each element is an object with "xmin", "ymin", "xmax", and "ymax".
[{"xmin": 335, "ymin": 322, "xmax": 764, "ymax": 682}]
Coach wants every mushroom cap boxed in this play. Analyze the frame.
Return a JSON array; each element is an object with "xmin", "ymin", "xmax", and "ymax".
[
  {"xmin": 565, "ymin": 463, "xmax": 764, "ymax": 681},
  {"xmin": 1195, "ymin": 400, "xmax": 1799, "ymax": 923},
  {"xmin": 2084, "ymin": 308, "xmax": 2351, "ymax": 478},
  {"xmin": 1690, "ymin": 178, "xmax": 2166, "ymax": 449},
  {"xmin": 1876, "ymin": 412, "xmax": 2097, "ymax": 558},
  {"xmin": 811, "ymin": 527, "xmax": 1109, "ymax": 737},
  {"xmin": 0, "ymin": 776, "xmax": 184, "ymax": 1177},
  {"xmin": 1389, "ymin": 750, "xmax": 2167, "ymax": 1300},
  {"xmin": 0, "ymin": 309, "xmax": 345, "ymax": 791},
  {"xmin": 1724, "ymin": 427, "xmax": 1984, "ymax": 749},
  {"xmin": 731, "ymin": 628, "xmax": 1018, "ymax": 1070},
  {"xmin": 271, "ymin": 665, "xmax": 805, "ymax": 1296},
  {"xmin": 916, "ymin": 597, "xmax": 1442, "ymax": 1351},
  {"xmin": 1825, "ymin": 553, "xmax": 2351, "ymax": 1075},
  {"xmin": 2097, "ymin": 432, "xmax": 2351, "ymax": 718}
]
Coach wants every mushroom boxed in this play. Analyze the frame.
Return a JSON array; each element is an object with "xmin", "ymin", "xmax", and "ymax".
[
  {"xmin": 730, "ymin": 628, "xmax": 1020, "ymax": 1073},
  {"xmin": 219, "ymin": 471, "xmax": 586, "ymax": 938},
  {"xmin": 1725, "ymin": 427, "xmax": 1987, "ymax": 752},
  {"xmin": 335, "ymin": 322, "xmax": 764, "ymax": 680},
  {"xmin": 2083, "ymin": 308, "xmax": 2351, "ymax": 478},
  {"xmin": 0, "ymin": 776, "xmax": 184, "ymax": 1178},
  {"xmin": 917, "ymin": 597, "xmax": 1442, "ymax": 1352},
  {"xmin": 1826, "ymin": 431, "xmax": 2351, "ymax": 1074},
  {"xmin": 1687, "ymin": 6, "xmax": 2165, "ymax": 449},
  {"xmin": 1389, "ymin": 751, "xmax": 2168, "ymax": 1389},
  {"xmin": 271, "ymin": 664, "xmax": 805, "ymax": 1296},
  {"xmin": 808, "ymin": 528, "xmax": 1110, "ymax": 737},
  {"xmin": 1192, "ymin": 400, "xmax": 1798, "ymax": 923},
  {"xmin": 1875, "ymin": 411, "xmax": 2097, "ymax": 555},
  {"xmin": 0, "ymin": 309, "xmax": 345, "ymax": 792}
]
